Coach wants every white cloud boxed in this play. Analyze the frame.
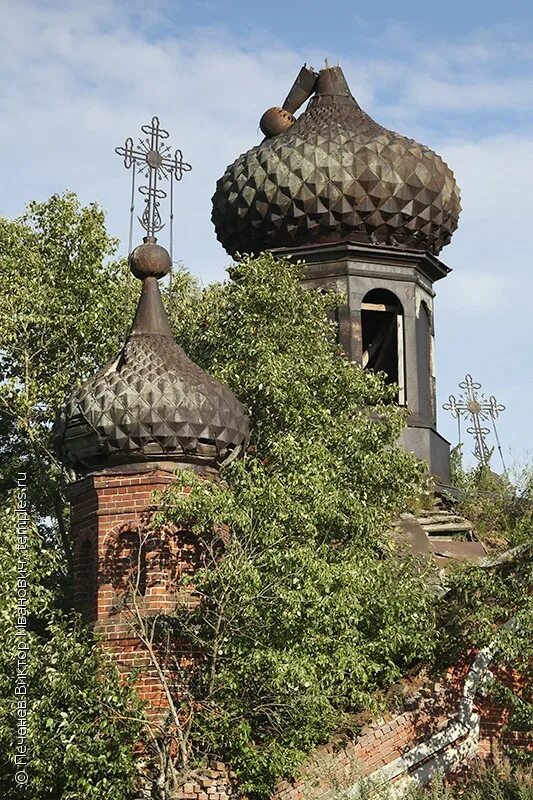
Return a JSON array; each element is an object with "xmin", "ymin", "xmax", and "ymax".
[
  {"xmin": 1, "ymin": 0, "xmax": 533, "ymax": 462},
  {"xmin": 431, "ymin": 132, "xmax": 533, "ymax": 463},
  {"xmin": 443, "ymin": 274, "xmax": 509, "ymax": 314},
  {"xmin": 0, "ymin": 0, "xmax": 304, "ymax": 279}
]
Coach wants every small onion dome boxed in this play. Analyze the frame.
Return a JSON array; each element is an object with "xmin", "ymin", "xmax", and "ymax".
[
  {"xmin": 54, "ymin": 239, "xmax": 250, "ymax": 474},
  {"xmin": 212, "ymin": 65, "xmax": 461, "ymax": 256}
]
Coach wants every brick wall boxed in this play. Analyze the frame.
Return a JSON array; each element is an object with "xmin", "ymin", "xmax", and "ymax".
[
  {"xmin": 69, "ymin": 467, "xmax": 208, "ymax": 720},
  {"xmin": 69, "ymin": 467, "xmax": 243, "ymax": 799},
  {"xmin": 175, "ymin": 762, "xmax": 237, "ymax": 800},
  {"xmin": 271, "ymin": 687, "xmax": 459, "ymax": 800},
  {"xmin": 164, "ymin": 667, "xmax": 531, "ymax": 800},
  {"xmin": 476, "ymin": 665, "xmax": 533, "ymax": 758},
  {"xmin": 271, "ymin": 657, "xmax": 532, "ymax": 800}
]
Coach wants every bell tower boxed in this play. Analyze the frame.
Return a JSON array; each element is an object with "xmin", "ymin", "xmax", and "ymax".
[
  {"xmin": 286, "ymin": 239, "xmax": 451, "ymax": 484},
  {"xmin": 212, "ymin": 64, "xmax": 460, "ymax": 486}
]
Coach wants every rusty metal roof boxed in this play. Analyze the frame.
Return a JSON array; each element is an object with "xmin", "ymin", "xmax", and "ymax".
[{"xmin": 55, "ymin": 240, "xmax": 250, "ymax": 475}]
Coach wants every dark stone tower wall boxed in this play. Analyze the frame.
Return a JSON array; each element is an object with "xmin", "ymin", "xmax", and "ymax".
[{"xmin": 278, "ymin": 241, "xmax": 452, "ymax": 485}]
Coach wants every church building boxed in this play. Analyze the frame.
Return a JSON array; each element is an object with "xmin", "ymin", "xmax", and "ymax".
[{"xmin": 52, "ymin": 63, "xmax": 530, "ymax": 800}]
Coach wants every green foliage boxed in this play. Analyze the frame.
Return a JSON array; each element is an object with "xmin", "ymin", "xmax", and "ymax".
[
  {"xmin": 438, "ymin": 541, "xmax": 533, "ymax": 740},
  {"xmin": 409, "ymin": 758, "xmax": 533, "ymax": 800},
  {"xmin": 436, "ymin": 455, "xmax": 533, "ymax": 749},
  {"xmin": 324, "ymin": 755, "xmax": 533, "ymax": 800},
  {"xmin": 0, "ymin": 192, "xmax": 136, "ymax": 536},
  {"xmin": 155, "ymin": 253, "xmax": 436, "ymax": 796},
  {"xmin": 6, "ymin": 196, "xmax": 527, "ymax": 799},
  {"xmin": 443, "ymin": 454, "xmax": 533, "ymax": 738},
  {"xmin": 450, "ymin": 450, "xmax": 533, "ymax": 552},
  {"xmin": 330, "ymin": 757, "xmax": 533, "ymax": 800},
  {"xmin": 0, "ymin": 497, "xmax": 143, "ymax": 799},
  {"xmin": 0, "ymin": 194, "xmax": 144, "ymax": 798}
]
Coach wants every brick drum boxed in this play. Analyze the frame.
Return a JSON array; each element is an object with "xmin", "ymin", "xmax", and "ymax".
[{"xmin": 69, "ymin": 467, "xmax": 208, "ymax": 720}]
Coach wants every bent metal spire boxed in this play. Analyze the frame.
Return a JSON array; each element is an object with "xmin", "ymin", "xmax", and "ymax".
[{"xmin": 55, "ymin": 118, "xmax": 249, "ymax": 475}]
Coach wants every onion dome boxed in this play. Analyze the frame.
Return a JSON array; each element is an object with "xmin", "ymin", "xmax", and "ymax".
[
  {"xmin": 212, "ymin": 65, "xmax": 461, "ymax": 256},
  {"xmin": 54, "ymin": 238, "xmax": 250, "ymax": 474}
]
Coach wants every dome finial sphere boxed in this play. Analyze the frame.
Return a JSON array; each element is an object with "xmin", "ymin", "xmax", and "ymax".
[
  {"xmin": 129, "ymin": 236, "xmax": 171, "ymax": 280},
  {"xmin": 259, "ymin": 107, "xmax": 295, "ymax": 138}
]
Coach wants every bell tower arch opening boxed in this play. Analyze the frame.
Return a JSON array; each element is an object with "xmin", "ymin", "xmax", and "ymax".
[
  {"xmin": 417, "ymin": 299, "xmax": 435, "ymax": 424},
  {"xmin": 361, "ymin": 289, "xmax": 405, "ymax": 405}
]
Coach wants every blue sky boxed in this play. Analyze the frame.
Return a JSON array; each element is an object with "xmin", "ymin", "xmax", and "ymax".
[{"xmin": 1, "ymin": 0, "xmax": 532, "ymax": 470}]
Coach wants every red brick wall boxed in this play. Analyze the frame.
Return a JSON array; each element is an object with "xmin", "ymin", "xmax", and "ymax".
[
  {"xmin": 476, "ymin": 665, "xmax": 533, "ymax": 758},
  {"xmin": 271, "ymin": 659, "xmax": 532, "ymax": 800},
  {"xmin": 271, "ymin": 692, "xmax": 459, "ymax": 800},
  {"xmin": 69, "ymin": 468, "xmax": 206, "ymax": 719},
  {"xmin": 167, "ymin": 661, "xmax": 531, "ymax": 800}
]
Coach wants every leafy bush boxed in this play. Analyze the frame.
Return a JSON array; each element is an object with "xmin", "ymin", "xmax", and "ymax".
[
  {"xmin": 450, "ymin": 448, "xmax": 533, "ymax": 552},
  {"xmin": 412, "ymin": 758, "xmax": 533, "ymax": 800},
  {"xmin": 152, "ymin": 252, "xmax": 438, "ymax": 796},
  {"xmin": 0, "ymin": 195, "xmax": 143, "ymax": 798},
  {"xmin": 0, "ymin": 192, "xmax": 136, "ymax": 552},
  {"xmin": 0, "ymin": 498, "xmax": 143, "ymax": 799}
]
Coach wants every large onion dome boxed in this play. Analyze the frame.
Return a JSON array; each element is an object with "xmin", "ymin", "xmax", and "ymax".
[
  {"xmin": 55, "ymin": 239, "xmax": 250, "ymax": 474},
  {"xmin": 212, "ymin": 65, "xmax": 461, "ymax": 256}
]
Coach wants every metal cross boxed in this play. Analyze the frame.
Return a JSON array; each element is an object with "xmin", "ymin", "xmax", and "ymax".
[
  {"xmin": 443, "ymin": 374, "xmax": 505, "ymax": 467},
  {"xmin": 115, "ymin": 116, "xmax": 191, "ymax": 252}
]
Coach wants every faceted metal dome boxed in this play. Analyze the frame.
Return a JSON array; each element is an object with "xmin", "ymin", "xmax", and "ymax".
[
  {"xmin": 55, "ymin": 241, "xmax": 250, "ymax": 474},
  {"xmin": 212, "ymin": 65, "xmax": 461, "ymax": 256}
]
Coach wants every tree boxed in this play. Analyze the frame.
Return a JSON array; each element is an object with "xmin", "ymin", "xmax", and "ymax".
[
  {"xmin": 1, "ymin": 194, "xmax": 530, "ymax": 799},
  {"xmin": 0, "ymin": 495, "xmax": 143, "ymax": 799},
  {"xmin": 135, "ymin": 252, "xmax": 438, "ymax": 797},
  {"xmin": 0, "ymin": 194, "xmax": 143, "ymax": 799},
  {"xmin": 0, "ymin": 192, "xmax": 137, "ymax": 567},
  {"xmin": 439, "ymin": 459, "xmax": 533, "ymax": 753}
]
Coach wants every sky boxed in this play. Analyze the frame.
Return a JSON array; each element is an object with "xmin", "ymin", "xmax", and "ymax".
[{"xmin": 1, "ymin": 0, "xmax": 532, "ymax": 470}]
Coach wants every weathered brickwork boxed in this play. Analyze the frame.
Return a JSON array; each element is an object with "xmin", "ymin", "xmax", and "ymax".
[
  {"xmin": 171, "ymin": 762, "xmax": 238, "ymax": 800},
  {"xmin": 270, "ymin": 660, "xmax": 532, "ymax": 800},
  {"xmin": 271, "ymin": 696, "xmax": 458, "ymax": 800},
  {"xmin": 69, "ymin": 468, "xmax": 204, "ymax": 719},
  {"xmin": 138, "ymin": 654, "xmax": 530, "ymax": 800},
  {"xmin": 476, "ymin": 665, "xmax": 533, "ymax": 758}
]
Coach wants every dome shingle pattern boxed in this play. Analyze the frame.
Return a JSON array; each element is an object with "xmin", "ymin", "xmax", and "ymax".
[
  {"xmin": 212, "ymin": 66, "xmax": 461, "ymax": 256},
  {"xmin": 55, "ymin": 245, "xmax": 250, "ymax": 474}
]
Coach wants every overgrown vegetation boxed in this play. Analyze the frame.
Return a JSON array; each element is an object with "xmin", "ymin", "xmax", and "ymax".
[
  {"xmin": 0, "ymin": 192, "xmax": 136, "ymax": 564},
  {"xmin": 438, "ymin": 455, "xmax": 533, "ymax": 755},
  {"xmin": 0, "ymin": 193, "xmax": 530, "ymax": 799},
  {"xmin": 148, "ymin": 252, "xmax": 438, "ymax": 795},
  {"xmin": 450, "ymin": 446, "xmax": 533, "ymax": 552},
  {"xmin": 330, "ymin": 755, "xmax": 533, "ymax": 800},
  {"xmin": 0, "ymin": 195, "xmax": 142, "ymax": 798},
  {"xmin": 412, "ymin": 758, "xmax": 533, "ymax": 800},
  {"xmin": 0, "ymin": 497, "xmax": 143, "ymax": 799}
]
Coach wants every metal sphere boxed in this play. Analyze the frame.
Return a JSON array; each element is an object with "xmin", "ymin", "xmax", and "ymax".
[
  {"xmin": 259, "ymin": 107, "xmax": 295, "ymax": 138},
  {"xmin": 129, "ymin": 241, "xmax": 171, "ymax": 280}
]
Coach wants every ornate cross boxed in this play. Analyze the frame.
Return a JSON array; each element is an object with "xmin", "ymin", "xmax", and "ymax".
[
  {"xmin": 115, "ymin": 116, "xmax": 191, "ymax": 253},
  {"xmin": 443, "ymin": 374, "xmax": 505, "ymax": 467}
]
